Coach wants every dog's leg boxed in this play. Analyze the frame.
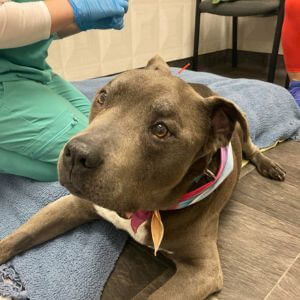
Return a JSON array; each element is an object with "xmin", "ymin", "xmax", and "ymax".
[
  {"xmin": 0, "ymin": 195, "xmax": 98, "ymax": 264},
  {"xmin": 243, "ymin": 138, "xmax": 286, "ymax": 181},
  {"xmin": 237, "ymin": 121, "xmax": 286, "ymax": 181}
]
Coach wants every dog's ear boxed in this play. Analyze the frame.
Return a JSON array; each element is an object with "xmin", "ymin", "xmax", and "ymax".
[
  {"xmin": 202, "ymin": 96, "xmax": 248, "ymax": 154},
  {"xmin": 145, "ymin": 55, "xmax": 171, "ymax": 75}
]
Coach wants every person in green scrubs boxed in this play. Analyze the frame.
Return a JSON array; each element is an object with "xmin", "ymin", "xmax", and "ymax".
[{"xmin": 0, "ymin": 0, "xmax": 128, "ymax": 181}]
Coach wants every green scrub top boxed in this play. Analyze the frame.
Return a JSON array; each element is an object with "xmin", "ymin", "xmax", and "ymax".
[{"xmin": 0, "ymin": 0, "xmax": 54, "ymax": 84}]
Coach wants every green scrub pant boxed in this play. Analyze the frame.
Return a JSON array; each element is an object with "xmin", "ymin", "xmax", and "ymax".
[{"xmin": 0, "ymin": 74, "xmax": 91, "ymax": 181}]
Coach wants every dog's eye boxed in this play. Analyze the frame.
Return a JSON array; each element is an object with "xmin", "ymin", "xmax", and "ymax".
[
  {"xmin": 151, "ymin": 122, "xmax": 169, "ymax": 138},
  {"xmin": 97, "ymin": 91, "xmax": 107, "ymax": 105}
]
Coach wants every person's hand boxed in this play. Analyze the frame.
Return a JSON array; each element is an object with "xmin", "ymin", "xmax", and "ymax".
[
  {"xmin": 69, "ymin": 0, "xmax": 128, "ymax": 31},
  {"xmin": 86, "ymin": 16, "xmax": 124, "ymax": 30}
]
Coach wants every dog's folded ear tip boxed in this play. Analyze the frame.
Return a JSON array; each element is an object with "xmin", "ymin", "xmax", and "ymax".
[
  {"xmin": 148, "ymin": 54, "xmax": 165, "ymax": 63},
  {"xmin": 145, "ymin": 55, "xmax": 171, "ymax": 75}
]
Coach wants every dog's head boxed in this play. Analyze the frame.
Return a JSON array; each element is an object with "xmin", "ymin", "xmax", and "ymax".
[{"xmin": 58, "ymin": 56, "xmax": 245, "ymax": 213}]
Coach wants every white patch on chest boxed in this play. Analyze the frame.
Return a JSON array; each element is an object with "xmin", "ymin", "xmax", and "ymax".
[{"xmin": 93, "ymin": 204, "xmax": 149, "ymax": 245}]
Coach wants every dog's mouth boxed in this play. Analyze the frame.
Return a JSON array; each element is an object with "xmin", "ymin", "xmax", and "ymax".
[
  {"xmin": 60, "ymin": 178, "xmax": 85, "ymax": 198},
  {"xmin": 61, "ymin": 176, "xmax": 140, "ymax": 217}
]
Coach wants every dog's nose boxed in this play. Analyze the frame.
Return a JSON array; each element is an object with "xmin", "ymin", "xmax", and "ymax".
[{"xmin": 64, "ymin": 138, "xmax": 102, "ymax": 169}]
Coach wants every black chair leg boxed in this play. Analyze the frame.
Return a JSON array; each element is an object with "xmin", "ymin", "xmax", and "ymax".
[
  {"xmin": 285, "ymin": 74, "xmax": 290, "ymax": 89},
  {"xmin": 192, "ymin": 0, "xmax": 201, "ymax": 71},
  {"xmin": 232, "ymin": 16, "xmax": 238, "ymax": 68},
  {"xmin": 267, "ymin": 0, "xmax": 285, "ymax": 82}
]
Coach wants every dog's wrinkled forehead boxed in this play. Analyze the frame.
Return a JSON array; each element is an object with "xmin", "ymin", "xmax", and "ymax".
[
  {"xmin": 89, "ymin": 68, "xmax": 201, "ymax": 129},
  {"xmin": 107, "ymin": 69, "xmax": 189, "ymax": 106}
]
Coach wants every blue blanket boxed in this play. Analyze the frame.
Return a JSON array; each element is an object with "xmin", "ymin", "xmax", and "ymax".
[
  {"xmin": 175, "ymin": 69, "xmax": 300, "ymax": 147},
  {"xmin": 0, "ymin": 175, "xmax": 127, "ymax": 300},
  {"xmin": 1, "ymin": 68, "xmax": 300, "ymax": 300}
]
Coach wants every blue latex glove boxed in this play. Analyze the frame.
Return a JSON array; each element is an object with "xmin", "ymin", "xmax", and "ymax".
[
  {"xmin": 87, "ymin": 16, "xmax": 124, "ymax": 30},
  {"xmin": 69, "ymin": 0, "xmax": 129, "ymax": 30}
]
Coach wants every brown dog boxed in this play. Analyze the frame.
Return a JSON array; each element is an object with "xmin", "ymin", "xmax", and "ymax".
[{"xmin": 0, "ymin": 56, "xmax": 285, "ymax": 299}]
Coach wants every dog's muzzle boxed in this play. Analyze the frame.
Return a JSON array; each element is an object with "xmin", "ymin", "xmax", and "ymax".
[{"xmin": 63, "ymin": 137, "xmax": 102, "ymax": 173}]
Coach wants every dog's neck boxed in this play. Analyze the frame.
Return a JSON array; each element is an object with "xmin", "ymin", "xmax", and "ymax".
[
  {"xmin": 129, "ymin": 145, "xmax": 233, "ymax": 234},
  {"xmin": 186, "ymin": 148, "xmax": 221, "ymax": 194}
]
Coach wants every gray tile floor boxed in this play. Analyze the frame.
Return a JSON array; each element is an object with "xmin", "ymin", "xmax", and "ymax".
[{"xmin": 218, "ymin": 142, "xmax": 300, "ymax": 299}]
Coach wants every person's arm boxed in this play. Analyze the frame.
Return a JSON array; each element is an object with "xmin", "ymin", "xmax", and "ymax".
[
  {"xmin": 45, "ymin": 0, "xmax": 75, "ymax": 34},
  {"xmin": 0, "ymin": 0, "xmax": 128, "ymax": 49},
  {"xmin": 56, "ymin": 16, "xmax": 125, "ymax": 39},
  {"xmin": 0, "ymin": 0, "xmax": 76, "ymax": 49},
  {"xmin": 56, "ymin": 24, "xmax": 80, "ymax": 39},
  {"xmin": 0, "ymin": 0, "xmax": 53, "ymax": 49},
  {"xmin": 49, "ymin": 0, "xmax": 128, "ymax": 38},
  {"xmin": 45, "ymin": 0, "xmax": 81, "ymax": 39}
]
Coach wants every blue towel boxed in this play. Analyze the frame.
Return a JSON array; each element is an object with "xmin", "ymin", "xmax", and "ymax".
[
  {"xmin": 172, "ymin": 69, "xmax": 300, "ymax": 147},
  {"xmin": 0, "ymin": 175, "xmax": 127, "ymax": 300},
  {"xmin": 1, "ymin": 68, "xmax": 299, "ymax": 300}
]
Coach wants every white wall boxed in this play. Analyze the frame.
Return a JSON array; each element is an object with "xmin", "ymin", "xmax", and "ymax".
[
  {"xmin": 238, "ymin": 16, "xmax": 281, "ymax": 54},
  {"xmin": 47, "ymin": 0, "xmax": 280, "ymax": 81}
]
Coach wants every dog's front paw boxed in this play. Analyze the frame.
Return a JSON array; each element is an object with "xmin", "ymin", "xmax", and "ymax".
[{"xmin": 254, "ymin": 153, "xmax": 286, "ymax": 181}]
